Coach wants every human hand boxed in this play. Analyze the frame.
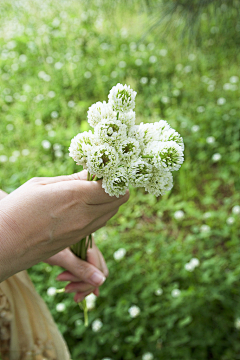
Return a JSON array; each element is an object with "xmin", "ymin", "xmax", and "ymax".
[
  {"xmin": 45, "ymin": 239, "xmax": 108, "ymax": 302},
  {"xmin": 0, "ymin": 170, "xmax": 129, "ymax": 282}
]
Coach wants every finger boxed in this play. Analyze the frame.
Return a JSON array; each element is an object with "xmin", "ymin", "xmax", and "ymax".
[
  {"xmin": 74, "ymin": 290, "xmax": 93, "ymax": 303},
  {"xmin": 56, "ymin": 248, "xmax": 106, "ymax": 287},
  {"xmin": 56, "ymin": 271, "xmax": 81, "ymax": 282},
  {"xmin": 28, "ymin": 170, "xmax": 88, "ymax": 185},
  {"xmin": 68, "ymin": 179, "xmax": 130, "ymax": 205},
  {"xmin": 93, "ymin": 288, "xmax": 100, "ymax": 297},
  {"xmin": 65, "ymin": 282, "xmax": 95, "ymax": 294},
  {"xmin": 87, "ymin": 246, "xmax": 109, "ymax": 278}
]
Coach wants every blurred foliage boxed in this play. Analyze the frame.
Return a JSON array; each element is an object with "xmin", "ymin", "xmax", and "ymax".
[{"xmin": 0, "ymin": 0, "xmax": 240, "ymax": 359}]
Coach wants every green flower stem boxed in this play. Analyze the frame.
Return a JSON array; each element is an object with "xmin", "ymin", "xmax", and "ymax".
[{"xmin": 142, "ymin": 155, "xmax": 154, "ymax": 158}]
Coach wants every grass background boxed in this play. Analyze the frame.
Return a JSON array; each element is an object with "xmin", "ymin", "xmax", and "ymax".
[{"xmin": 0, "ymin": 0, "xmax": 240, "ymax": 359}]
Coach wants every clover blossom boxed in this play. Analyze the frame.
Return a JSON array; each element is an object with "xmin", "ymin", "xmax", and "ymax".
[
  {"xmin": 87, "ymin": 101, "xmax": 116, "ymax": 128},
  {"xmin": 69, "ymin": 131, "xmax": 94, "ymax": 167},
  {"xmin": 118, "ymin": 109, "xmax": 136, "ymax": 127},
  {"xmin": 108, "ymin": 83, "xmax": 137, "ymax": 112},
  {"xmin": 95, "ymin": 119, "xmax": 127, "ymax": 145},
  {"xmin": 144, "ymin": 169, "xmax": 173, "ymax": 196},
  {"xmin": 128, "ymin": 159, "xmax": 153, "ymax": 187},
  {"xmin": 87, "ymin": 144, "xmax": 119, "ymax": 177},
  {"xmin": 102, "ymin": 167, "xmax": 128, "ymax": 197},
  {"xmin": 143, "ymin": 141, "xmax": 184, "ymax": 171},
  {"xmin": 118, "ymin": 137, "xmax": 140, "ymax": 162},
  {"xmin": 160, "ymin": 128, "xmax": 184, "ymax": 151}
]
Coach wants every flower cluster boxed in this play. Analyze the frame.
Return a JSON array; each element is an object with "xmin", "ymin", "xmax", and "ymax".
[{"xmin": 69, "ymin": 83, "xmax": 184, "ymax": 197}]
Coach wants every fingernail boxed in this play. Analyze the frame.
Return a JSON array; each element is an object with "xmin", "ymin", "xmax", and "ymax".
[{"xmin": 90, "ymin": 272, "xmax": 106, "ymax": 286}]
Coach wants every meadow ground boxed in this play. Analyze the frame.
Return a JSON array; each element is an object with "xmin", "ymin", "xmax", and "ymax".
[{"xmin": 0, "ymin": 1, "xmax": 240, "ymax": 359}]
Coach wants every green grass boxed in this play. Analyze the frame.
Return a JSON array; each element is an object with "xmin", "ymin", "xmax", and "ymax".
[{"xmin": 0, "ymin": 1, "xmax": 240, "ymax": 359}]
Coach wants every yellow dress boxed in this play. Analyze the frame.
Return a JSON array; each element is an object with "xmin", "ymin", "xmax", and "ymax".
[{"xmin": 0, "ymin": 270, "xmax": 71, "ymax": 360}]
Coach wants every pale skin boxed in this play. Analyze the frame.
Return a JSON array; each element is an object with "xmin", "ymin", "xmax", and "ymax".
[{"xmin": 0, "ymin": 170, "xmax": 129, "ymax": 302}]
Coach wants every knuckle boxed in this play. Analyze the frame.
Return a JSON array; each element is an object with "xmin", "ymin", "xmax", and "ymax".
[{"xmin": 28, "ymin": 177, "xmax": 41, "ymax": 183}]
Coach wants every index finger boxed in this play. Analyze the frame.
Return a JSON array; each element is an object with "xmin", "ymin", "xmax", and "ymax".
[{"xmin": 73, "ymin": 179, "xmax": 130, "ymax": 205}]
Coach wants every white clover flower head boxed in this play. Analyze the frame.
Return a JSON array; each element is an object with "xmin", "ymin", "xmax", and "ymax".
[
  {"xmin": 87, "ymin": 101, "xmax": 116, "ymax": 128},
  {"xmin": 232, "ymin": 205, "xmax": 240, "ymax": 215},
  {"xmin": 69, "ymin": 131, "xmax": 94, "ymax": 167},
  {"xmin": 128, "ymin": 305, "xmax": 140, "ymax": 318},
  {"xmin": 56, "ymin": 303, "xmax": 66, "ymax": 312},
  {"xmin": 144, "ymin": 141, "xmax": 184, "ymax": 171},
  {"xmin": 92, "ymin": 319, "xmax": 103, "ymax": 332},
  {"xmin": 154, "ymin": 288, "xmax": 163, "ymax": 296},
  {"xmin": 128, "ymin": 125, "xmax": 145, "ymax": 149},
  {"xmin": 102, "ymin": 166, "xmax": 128, "ymax": 197},
  {"xmin": 118, "ymin": 137, "xmax": 140, "ymax": 161},
  {"xmin": 212, "ymin": 153, "xmax": 221, "ymax": 162},
  {"xmin": 108, "ymin": 83, "xmax": 137, "ymax": 112},
  {"xmin": 230, "ymin": 76, "xmax": 239, "ymax": 83},
  {"xmin": 226, "ymin": 217, "xmax": 235, "ymax": 225},
  {"xmin": 235, "ymin": 318, "xmax": 240, "ymax": 330},
  {"xmin": 142, "ymin": 352, "xmax": 154, "ymax": 360},
  {"xmin": 47, "ymin": 287, "xmax": 57, "ymax": 296},
  {"xmin": 144, "ymin": 169, "xmax": 173, "ymax": 197},
  {"xmin": 128, "ymin": 159, "xmax": 153, "ymax": 187},
  {"xmin": 171, "ymin": 289, "xmax": 181, "ymax": 298},
  {"xmin": 160, "ymin": 128, "xmax": 184, "ymax": 151},
  {"xmin": 138, "ymin": 121, "xmax": 171, "ymax": 144},
  {"xmin": 174, "ymin": 210, "xmax": 185, "ymax": 220},
  {"xmin": 86, "ymin": 293, "xmax": 97, "ymax": 310},
  {"xmin": 200, "ymin": 224, "xmax": 211, "ymax": 233},
  {"xmin": 95, "ymin": 119, "xmax": 127, "ymax": 145},
  {"xmin": 113, "ymin": 248, "xmax": 127, "ymax": 261},
  {"xmin": 118, "ymin": 109, "xmax": 136, "ymax": 127},
  {"xmin": 87, "ymin": 144, "xmax": 119, "ymax": 178}
]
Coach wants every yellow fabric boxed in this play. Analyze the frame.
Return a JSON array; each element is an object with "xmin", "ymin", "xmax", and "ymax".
[{"xmin": 0, "ymin": 270, "xmax": 71, "ymax": 360}]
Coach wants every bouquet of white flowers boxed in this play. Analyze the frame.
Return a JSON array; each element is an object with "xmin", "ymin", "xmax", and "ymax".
[{"xmin": 68, "ymin": 83, "xmax": 184, "ymax": 325}]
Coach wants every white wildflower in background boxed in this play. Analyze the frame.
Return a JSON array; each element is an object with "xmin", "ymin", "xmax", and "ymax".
[
  {"xmin": 86, "ymin": 293, "xmax": 97, "ymax": 310},
  {"xmin": 171, "ymin": 289, "xmax": 181, "ymax": 298},
  {"xmin": 142, "ymin": 352, "xmax": 154, "ymax": 360},
  {"xmin": 47, "ymin": 287, "xmax": 57, "ymax": 296},
  {"xmin": 154, "ymin": 288, "xmax": 163, "ymax": 296},
  {"xmin": 212, "ymin": 153, "xmax": 221, "ymax": 162},
  {"xmin": 174, "ymin": 210, "xmax": 185, "ymax": 220},
  {"xmin": 113, "ymin": 248, "xmax": 127, "ymax": 261},
  {"xmin": 92, "ymin": 319, "xmax": 103, "ymax": 332},
  {"xmin": 217, "ymin": 97, "xmax": 226, "ymax": 105},
  {"xmin": 232, "ymin": 205, "xmax": 240, "ymax": 215},
  {"xmin": 56, "ymin": 303, "xmax": 66, "ymax": 312},
  {"xmin": 42, "ymin": 140, "xmax": 51, "ymax": 149},
  {"xmin": 200, "ymin": 225, "xmax": 211, "ymax": 233},
  {"xmin": 235, "ymin": 318, "xmax": 240, "ymax": 330},
  {"xmin": 185, "ymin": 258, "xmax": 200, "ymax": 272},
  {"xmin": 108, "ymin": 83, "xmax": 137, "ymax": 112},
  {"xmin": 206, "ymin": 136, "xmax": 215, "ymax": 144},
  {"xmin": 191, "ymin": 125, "xmax": 200, "ymax": 133},
  {"xmin": 226, "ymin": 217, "xmax": 235, "ymax": 225},
  {"xmin": 128, "ymin": 305, "xmax": 140, "ymax": 318}
]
